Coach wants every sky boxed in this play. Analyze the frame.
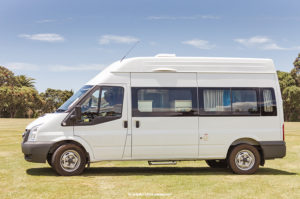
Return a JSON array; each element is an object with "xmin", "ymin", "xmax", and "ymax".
[{"xmin": 1, "ymin": 0, "xmax": 300, "ymax": 92}]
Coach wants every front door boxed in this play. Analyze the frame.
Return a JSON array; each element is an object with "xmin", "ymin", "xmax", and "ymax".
[{"xmin": 74, "ymin": 84, "xmax": 130, "ymax": 160}]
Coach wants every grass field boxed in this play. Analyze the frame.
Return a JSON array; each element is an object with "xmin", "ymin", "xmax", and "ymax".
[{"xmin": 0, "ymin": 119, "xmax": 299, "ymax": 199}]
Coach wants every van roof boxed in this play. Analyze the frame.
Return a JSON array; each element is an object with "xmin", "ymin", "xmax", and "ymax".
[{"xmin": 108, "ymin": 56, "xmax": 276, "ymax": 74}]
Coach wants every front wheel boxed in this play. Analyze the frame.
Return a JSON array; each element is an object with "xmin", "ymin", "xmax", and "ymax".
[
  {"xmin": 228, "ymin": 144, "xmax": 260, "ymax": 174},
  {"xmin": 51, "ymin": 144, "xmax": 86, "ymax": 176}
]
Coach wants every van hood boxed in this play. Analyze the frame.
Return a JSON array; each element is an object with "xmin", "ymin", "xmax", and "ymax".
[{"xmin": 25, "ymin": 113, "xmax": 63, "ymax": 130}]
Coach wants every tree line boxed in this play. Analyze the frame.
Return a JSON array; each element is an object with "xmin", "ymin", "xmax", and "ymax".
[
  {"xmin": 278, "ymin": 53, "xmax": 300, "ymax": 121},
  {"xmin": 0, "ymin": 66, "xmax": 73, "ymax": 118},
  {"xmin": 1, "ymin": 54, "xmax": 300, "ymax": 121}
]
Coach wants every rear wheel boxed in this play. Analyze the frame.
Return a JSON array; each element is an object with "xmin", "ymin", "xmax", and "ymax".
[
  {"xmin": 51, "ymin": 144, "xmax": 86, "ymax": 176},
  {"xmin": 205, "ymin": 160, "xmax": 228, "ymax": 168},
  {"xmin": 47, "ymin": 154, "xmax": 52, "ymax": 166},
  {"xmin": 228, "ymin": 144, "xmax": 260, "ymax": 174}
]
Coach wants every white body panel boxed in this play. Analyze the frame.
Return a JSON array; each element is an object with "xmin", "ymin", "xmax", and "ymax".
[
  {"xmin": 131, "ymin": 73, "xmax": 198, "ymax": 159},
  {"xmin": 130, "ymin": 72, "xmax": 198, "ymax": 87},
  {"xmin": 197, "ymin": 73, "xmax": 282, "ymax": 158},
  {"xmin": 131, "ymin": 117, "xmax": 199, "ymax": 159},
  {"xmin": 27, "ymin": 56, "xmax": 284, "ymax": 162}
]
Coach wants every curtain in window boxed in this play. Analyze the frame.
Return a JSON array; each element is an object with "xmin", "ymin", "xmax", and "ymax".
[
  {"xmin": 204, "ymin": 89, "xmax": 229, "ymax": 111},
  {"xmin": 263, "ymin": 89, "xmax": 273, "ymax": 112}
]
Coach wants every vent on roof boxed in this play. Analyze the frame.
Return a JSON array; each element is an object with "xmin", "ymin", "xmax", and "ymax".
[{"xmin": 155, "ymin": 54, "xmax": 176, "ymax": 57}]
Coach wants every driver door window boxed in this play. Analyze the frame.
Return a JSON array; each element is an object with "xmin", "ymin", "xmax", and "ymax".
[
  {"xmin": 99, "ymin": 87, "xmax": 123, "ymax": 117},
  {"xmin": 79, "ymin": 86, "xmax": 124, "ymax": 124},
  {"xmin": 81, "ymin": 89, "xmax": 100, "ymax": 122}
]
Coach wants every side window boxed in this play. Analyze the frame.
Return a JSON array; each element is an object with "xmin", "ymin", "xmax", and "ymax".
[
  {"xmin": 81, "ymin": 89, "xmax": 100, "ymax": 114},
  {"xmin": 202, "ymin": 88, "xmax": 231, "ymax": 113},
  {"xmin": 132, "ymin": 87, "xmax": 197, "ymax": 117},
  {"xmin": 232, "ymin": 89, "xmax": 259, "ymax": 115},
  {"xmin": 260, "ymin": 88, "xmax": 277, "ymax": 116},
  {"xmin": 99, "ymin": 87, "xmax": 124, "ymax": 117},
  {"xmin": 199, "ymin": 88, "xmax": 260, "ymax": 116},
  {"xmin": 78, "ymin": 86, "xmax": 124, "ymax": 124}
]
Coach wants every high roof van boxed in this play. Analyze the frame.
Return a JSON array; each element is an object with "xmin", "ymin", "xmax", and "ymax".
[{"xmin": 21, "ymin": 54, "xmax": 286, "ymax": 175}]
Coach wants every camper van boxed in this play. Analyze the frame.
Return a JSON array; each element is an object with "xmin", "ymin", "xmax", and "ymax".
[{"xmin": 21, "ymin": 54, "xmax": 286, "ymax": 176}]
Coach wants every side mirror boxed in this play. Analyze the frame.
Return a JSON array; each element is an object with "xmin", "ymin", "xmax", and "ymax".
[{"xmin": 74, "ymin": 105, "xmax": 82, "ymax": 121}]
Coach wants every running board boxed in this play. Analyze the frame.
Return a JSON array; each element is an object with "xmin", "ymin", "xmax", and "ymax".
[{"xmin": 148, "ymin": 161, "xmax": 177, "ymax": 165}]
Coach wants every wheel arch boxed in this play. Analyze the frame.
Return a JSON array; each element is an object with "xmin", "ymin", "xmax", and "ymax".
[
  {"xmin": 47, "ymin": 139, "xmax": 92, "ymax": 164},
  {"xmin": 226, "ymin": 137, "xmax": 265, "ymax": 166},
  {"xmin": 231, "ymin": 137, "xmax": 260, "ymax": 146}
]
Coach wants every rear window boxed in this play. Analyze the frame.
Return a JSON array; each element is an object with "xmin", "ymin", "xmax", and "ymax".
[{"xmin": 260, "ymin": 88, "xmax": 277, "ymax": 116}]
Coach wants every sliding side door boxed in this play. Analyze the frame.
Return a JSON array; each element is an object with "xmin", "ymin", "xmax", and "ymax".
[{"xmin": 130, "ymin": 73, "xmax": 199, "ymax": 159}]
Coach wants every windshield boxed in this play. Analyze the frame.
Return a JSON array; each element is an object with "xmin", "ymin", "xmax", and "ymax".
[{"xmin": 56, "ymin": 85, "xmax": 93, "ymax": 112}]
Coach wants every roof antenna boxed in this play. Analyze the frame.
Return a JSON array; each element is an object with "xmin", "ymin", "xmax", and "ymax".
[{"xmin": 120, "ymin": 41, "xmax": 140, "ymax": 62}]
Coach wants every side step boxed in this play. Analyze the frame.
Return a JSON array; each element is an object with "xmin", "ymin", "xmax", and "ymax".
[{"xmin": 148, "ymin": 161, "xmax": 177, "ymax": 165}]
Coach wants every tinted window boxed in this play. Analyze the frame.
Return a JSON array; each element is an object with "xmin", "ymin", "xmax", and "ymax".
[
  {"xmin": 199, "ymin": 88, "xmax": 231, "ymax": 115},
  {"xmin": 203, "ymin": 89, "xmax": 231, "ymax": 112},
  {"xmin": 78, "ymin": 86, "xmax": 124, "ymax": 124},
  {"xmin": 199, "ymin": 88, "xmax": 260, "ymax": 116},
  {"xmin": 81, "ymin": 89, "xmax": 100, "ymax": 113},
  {"xmin": 132, "ymin": 87, "xmax": 197, "ymax": 117},
  {"xmin": 99, "ymin": 86, "xmax": 124, "ymax": 117},
  {"xmin": 260, "ymin": 88, "xmax": 277, "ymax": 116},
  {"xmin": 232, "ymin": 89, "xmax": 259, "ymax": 114}
]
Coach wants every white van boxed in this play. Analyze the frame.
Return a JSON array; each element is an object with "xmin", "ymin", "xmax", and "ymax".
[{"xmin": 21, "ymin": 54, "xmax": 286, "ymax": 175}]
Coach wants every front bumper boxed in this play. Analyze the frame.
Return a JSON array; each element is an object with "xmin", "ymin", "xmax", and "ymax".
[
  {"xmin": 21, "ymin": 141, "xmax": 54, "ymax": 163},
  {"xmin": 259, "ymin": 141, "xmax": 286, "ymax": 160}
]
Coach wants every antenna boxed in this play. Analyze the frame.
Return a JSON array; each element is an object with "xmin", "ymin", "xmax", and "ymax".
[{"xmin": 120, "ymin": 41, "xmax": 140, "ymax": 62}]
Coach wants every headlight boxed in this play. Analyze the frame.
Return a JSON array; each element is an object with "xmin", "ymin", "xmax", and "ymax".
[{"xmin": 28, "ymin": 124, "xmax": 42, "ymax": 142}]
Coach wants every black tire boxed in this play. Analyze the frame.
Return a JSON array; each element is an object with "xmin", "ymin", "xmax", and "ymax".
[
  {"xmin": 51, "ymin": 144, "xmax": 86, "ymax": 176},
  {"xmin": 205, "ymin": 160, "xmax": 228, "ymax": 168},
  {"xmin": 47, "ymin": 154, "xmax": 52, "ymax": 166},
  {"xmin": 228, "ymin": 144, "xmax": 260, "ymax": 174}
]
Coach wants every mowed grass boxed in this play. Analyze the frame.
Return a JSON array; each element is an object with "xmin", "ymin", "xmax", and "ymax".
[{"xmin": 0, "ymin": 119, "xmax": 299, "ymax": 199}]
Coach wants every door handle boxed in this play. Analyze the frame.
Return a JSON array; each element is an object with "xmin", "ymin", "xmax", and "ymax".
[
  {"xmin": 123, "ymin": 121, "xmax": 128, "ymax": 128},
  {"xmin": 136, "ymin": 120, "xmax": 140, "ymax": 128}
]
